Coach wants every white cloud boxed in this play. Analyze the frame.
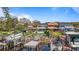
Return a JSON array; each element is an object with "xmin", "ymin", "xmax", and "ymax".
[
  {"xmin": 0, "ymin": 8, "xmax": 34, "ymax": 22},
  {"xmin": 52, "ymin": 7, "xmax": 69, "ymax": 14},
  {"xmin": 72, "ymin": 7, "xmax": 79, "ymax": 14},
  {"xmin": 51, "ymin": 7, "xmax": 58, "ymax": 11},
  {"xmin": 0, "ymin": 8, "xmax": 4, "ymax": 17},
  {"xmin": 8, "ymin": 13, "xmax": 34, "ymax": 22},
  {"xmin": 0, "ymin": 8, "xmax": 15, "ymax": 17},
  {"xmin": 18, "ymin": 14, "xmax": 34, "ymax": 22},
  {"xmin": 64, "ymin": 9, "xmax": 69, "ymax": 14},
  {"xmin": 10, "ymin": 13, "xmax": 16, "ymax": 16}
]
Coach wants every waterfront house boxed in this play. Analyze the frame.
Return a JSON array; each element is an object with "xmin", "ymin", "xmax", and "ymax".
[
  {"xmin": 37, "ymin": 23, "xmax": 47, "ymax": 33},
  {"xmin": 65, "ymin": 32, "xmax": 79, "ymax": 51},
  {"xmin": 48, "ymin": 22, "xmax": 59, "ymax": 30},
  {"xmin": 59, "ymin": 22, "xmax": 75, "ymax": 32},
  {"xmin": 28, "ymin": 23, "xmax": 47, "ymax": 33}
]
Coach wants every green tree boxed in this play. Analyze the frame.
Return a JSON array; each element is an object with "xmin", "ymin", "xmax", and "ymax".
[
  {"xmin": 2, "ymin": 7, "xmax": 11, "ymax": 31},
  {"xmin": 32, "ymin": 20, "xmax": 40, "ymax": 34},
  {"xmin": 44, "ymin": 30, "xmax": 50, "ymax": 37}
]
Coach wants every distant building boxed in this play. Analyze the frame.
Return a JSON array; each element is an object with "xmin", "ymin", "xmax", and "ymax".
[
  {"xmin": 28, "ymin": 23, "xmax": 47, "ymax": 32},
  {"xmin": 37, "ymin": 23, "xmax": 47, "ymax": 31},
  {"xmin": 59, "ymin": 22, "xmax": 75, "ymax": 31},
  {"xmin": 47, "ymin": 22, "xmax": 59, "ymax": 30},
  {"xmin": 28, "ymin": 22, "xmax": 60, "ymax": 31},
  {"xmin": 65, "ymin": 31, "xmax": 79, "ymax": 50},
  {"xmin": 75, "ymin": 26, "xmax": 79, "ymax": 31}
]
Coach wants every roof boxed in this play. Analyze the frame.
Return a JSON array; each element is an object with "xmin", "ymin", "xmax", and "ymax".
[
  {"xmin": 59, "ymin": 23, "xmax": 74, "ymax": 27},
  {"xmin": 48, "ymin": 27, "xmax": 59, "ymax": 29},
  {"xmin": 24, "ymin": 40, "xmax": 39, "ymax": 47},
  {"xmin": 38, "ymin": 23, "xmax": 47, "ymax": 27},
  {"xmin": 65, "ymin": 32, "xmax": 79, "ymax": 35},
  {"xmin": 37, "ymin": 27, "xmax": 46, "ymax": 29},
  {"xmin": 5, "ymin": 33, "xmax": 23, "ymax": 41},
  {"xmin": 48, "ymin": 22, "xmax": 59, "ymax": 25}
]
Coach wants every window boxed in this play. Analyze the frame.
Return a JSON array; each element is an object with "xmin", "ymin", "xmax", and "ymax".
[{"xmin": 70, "ymin": 35, "xmax": 79, "ymax": 44}]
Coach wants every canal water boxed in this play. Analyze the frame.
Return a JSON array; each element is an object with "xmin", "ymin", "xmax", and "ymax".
[{"xmin": 21, "ymin": 45, "xmax": 50, "ymax": 51}]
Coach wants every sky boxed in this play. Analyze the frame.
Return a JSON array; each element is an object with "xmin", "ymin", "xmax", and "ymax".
[{"xmin": 0, "ymin": 7, "xmax": 79, "ymax": 23}]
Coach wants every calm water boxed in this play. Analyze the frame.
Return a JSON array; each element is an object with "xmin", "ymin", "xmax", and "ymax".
[{"xmin": 21, "ymin": 45, "xmax": 50, "ymax": 51}]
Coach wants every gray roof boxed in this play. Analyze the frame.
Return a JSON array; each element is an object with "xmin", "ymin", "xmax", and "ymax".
[
  {"xmin": 38, "ymin": 23, "xmax": 47, "ymax": 27},
  {"xmin": 65, "ymin": 32, "xmax": 79, "ymax": 35}
]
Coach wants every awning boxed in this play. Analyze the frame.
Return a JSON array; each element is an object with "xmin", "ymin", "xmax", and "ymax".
[{"xmin": 24, "ymin": 40, "xmax": 39, "ymax": 48}]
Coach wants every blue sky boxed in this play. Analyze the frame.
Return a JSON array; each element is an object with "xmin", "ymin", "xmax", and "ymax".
[{"xmin": 0, "ymin": 7, "xmax": 79, "ymax": 23}]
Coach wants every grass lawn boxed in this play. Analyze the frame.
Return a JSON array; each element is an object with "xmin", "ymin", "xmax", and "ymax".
[{"xmin": 0, "ymin": 29, "xmax": 22, "ymax": 35}]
